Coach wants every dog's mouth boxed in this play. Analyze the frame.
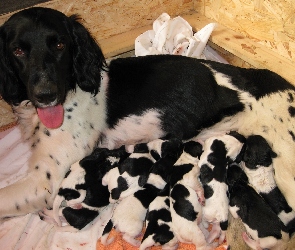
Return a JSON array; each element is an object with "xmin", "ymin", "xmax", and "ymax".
[{"xmin": 37, "ymin": 105, "xmax": 64, "ymax": 129}]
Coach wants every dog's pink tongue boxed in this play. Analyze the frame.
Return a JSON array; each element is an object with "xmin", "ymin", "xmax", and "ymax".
[{"xmin": 37, "ymin": 105, "xmax": 64, "ymax": 129}]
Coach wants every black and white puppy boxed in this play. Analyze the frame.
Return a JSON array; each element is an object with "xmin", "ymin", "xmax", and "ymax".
[
  {"xmin": 1, "ymin": 7, "xmax": 295, "ymax": 221},
  {"xmin": 140, "ymin": 184, "xmax": 178, "ymax": 250},
  {"xmin": 102, "ymin": 142, "xmax": 158, "ymax": 203},
  {"xmin": 227, "ymin": 163, "xmax": 289, "ymax": 250},
  {"xmin": 169, "ymin": 141, "xmax": 214, "ymax": 249},
  {"xmin": 102, "ymin": 138, "xmax": 183, "ymax": 202},
  {"xmin": 198, "ymin": 132, "xmax": 245, "ymax": 244},
  {"xmin": 105, "ymin": 184, "xmax": 161, "ymax": 247},
  {"xmin": 242, "ymin": 135, "xmax": 295, "ymax": 236},
  {"xmin": 104, "ymin": 143, "xmax": 154, "ymax": 202},
  {"xmin": 145, "ymin": 138, "xmax": 183, "ymax": 189},
  {"xmin": 45, "ymin": 147, "xmax": 128, "ymax": 229}
]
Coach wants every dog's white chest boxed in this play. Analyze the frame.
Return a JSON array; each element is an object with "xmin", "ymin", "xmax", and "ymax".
[{"xmin": 100, "ymin": 109, "xmax": 165, "ymax": 149}]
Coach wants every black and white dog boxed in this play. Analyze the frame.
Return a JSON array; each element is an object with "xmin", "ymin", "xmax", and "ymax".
[{"xmin": 1, "ymin": 7, "xmax": 295, "ymax": 223}]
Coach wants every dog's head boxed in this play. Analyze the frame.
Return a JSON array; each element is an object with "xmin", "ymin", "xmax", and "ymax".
[{"xmin": 0, "ymin": 7, "xmax": 106, "ymax": 128}]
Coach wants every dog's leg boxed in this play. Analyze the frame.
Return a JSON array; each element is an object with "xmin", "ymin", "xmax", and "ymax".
[
  {"xmin": 0, "ymin": 172, "xmax": 53, "ymax": 218},
  {"xmin": 0, "ymin": 133, "xmax": 97, "ymax": 219}
]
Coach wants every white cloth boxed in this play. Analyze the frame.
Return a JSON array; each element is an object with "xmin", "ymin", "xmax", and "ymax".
[{"xmin": 135, "ymin": 12, "xmax": 227, "ymax": 64}]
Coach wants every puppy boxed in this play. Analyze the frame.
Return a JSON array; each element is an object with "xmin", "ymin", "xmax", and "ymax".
[
  {"xmin": 102, "ymin": 138, "xmax": 182, "ymax": 202},
  {"xmin": 242, "ymin": 135, "xmax": 295, "ymax": 236},
  {"xmin": 102, "ymin": 142, "xmax": 157, "ymax": 203},
  {"xmin": 107, "ymin": 184, "xmax": 161, "ymax": 247},
  {"xmin": 169, "ymin": 141, "xmax": 214, "ymax": 249},
  {"xmin": 140, "ymin": 184, "xmax": 178, "ymax": 250},
  {"xmin": 198, "ymin": 132, "xmax": 245, "ymax": 244},
  {"xmin": 227, "ymin": 163, "xmax": 289, "ymax": 250},
  {"xmin": 170, "ymin": 141, "xmax": 205, "ymax": 203},
  {"xmin": 44, "ymin": 146, "xmax": 129, "ymax": 229},
  {"xmin": 145, "ymin": 138, "xmax": 184, "ymax": 189}
]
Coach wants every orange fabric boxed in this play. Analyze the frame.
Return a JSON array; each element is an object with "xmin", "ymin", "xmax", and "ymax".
[{"xmin": 96, "ymin": 229, "xmax": 227, "ymax": 250}]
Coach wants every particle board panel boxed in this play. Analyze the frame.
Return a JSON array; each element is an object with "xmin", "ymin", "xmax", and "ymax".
[
  {"xmin": 100, "ymin": 12, "xmax": 295, "ymax": 85},
  {"xmin": 194, "ymin": 0, "xmax": 295, "ymax": 63},
  {"xmin": 0, "ymin": 0, "xmax": 194, "ymax": 40},
  {"xmin": 184, "ymin": 12, "xmax": 295, "ymax": 85}
]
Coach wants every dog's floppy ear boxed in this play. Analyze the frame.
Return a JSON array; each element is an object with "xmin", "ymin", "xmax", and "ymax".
[
  {"xmin": 67, "ymin": 15, "xmax": 107, "ymax": 95},
  {"xmin": 0, "ymin": 26, "xmax": 27, "ymax": 105}
]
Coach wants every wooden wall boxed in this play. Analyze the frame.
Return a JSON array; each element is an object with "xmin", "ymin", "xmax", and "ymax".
[
  {"xmin": 1, "ymin": 0, "xmax": 294, "ymax": 63},
  {"xmin": 0, "ymin": 0, "xmax": 294, "ymax": 81},
  {"xmin": 194, "ymin": 0, "xmax": 295, "ymax": 63},
  {"xmin": 0, "ymin": 0, "xmax": 195, "ymax": 40}
]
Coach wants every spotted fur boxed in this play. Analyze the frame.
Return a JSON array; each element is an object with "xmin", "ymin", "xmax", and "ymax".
[
  {"xmin": 198, "ymin": 133, "xmax": 245, "ymax": 244},
  {"xmin": 1, "ymin": 8, "xmax": 295, "ymax": 229}
]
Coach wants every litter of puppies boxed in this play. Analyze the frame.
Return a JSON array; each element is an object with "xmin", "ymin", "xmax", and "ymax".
[{"xmin": 42, "ymin": 132, "xmax": 293, "ymax": 250}]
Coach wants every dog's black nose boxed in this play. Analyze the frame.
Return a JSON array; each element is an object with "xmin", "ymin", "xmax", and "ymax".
[{"xmin": 34, "ymin": 90, "xmax": 57, "ymax": 105}]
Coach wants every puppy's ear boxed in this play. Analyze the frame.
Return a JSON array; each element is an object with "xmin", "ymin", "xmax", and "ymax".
[
  {"xmin": 67, "ymin": 15, "xmax": 107, "ymax": 95},
  {"xmin": 0, "ymin": 26, "xmax": 27, "ymax": 105}
]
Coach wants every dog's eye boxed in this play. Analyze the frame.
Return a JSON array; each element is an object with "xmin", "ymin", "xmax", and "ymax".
[
  {"xmin": 13, "ymin": 47, "xmax": 25, "ymax": 57},
  {"xmin": 56, "ymin": 43, "xmax": 65, "ymax": 50}
]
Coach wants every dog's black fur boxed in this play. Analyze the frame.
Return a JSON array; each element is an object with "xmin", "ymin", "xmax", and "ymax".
[
  {"xmin": 1, "ymin": 7, "xmax": 295, "ymax": 225},
  {"xmin": 0, "ymin": 8, "xmax": 105, "ymax": 107}
]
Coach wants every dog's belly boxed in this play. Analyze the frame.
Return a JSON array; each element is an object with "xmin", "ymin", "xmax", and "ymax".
[{"xmin": 100, "ymin": 109, "xmax": 165, "ymax": 149}]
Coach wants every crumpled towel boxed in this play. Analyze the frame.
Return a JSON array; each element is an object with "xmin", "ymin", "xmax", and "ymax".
[{"xmin": 135, "ymin": 12, "xmax": 227, "ymax": 64}]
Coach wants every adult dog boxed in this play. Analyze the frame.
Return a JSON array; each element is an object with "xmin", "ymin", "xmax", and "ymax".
[{"xmin": 0, "ymin": 7, "xmax": 295, "ymax": 221}]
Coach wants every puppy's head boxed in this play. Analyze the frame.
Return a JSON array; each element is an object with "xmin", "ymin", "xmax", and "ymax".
[
  {"xmin": 0, "ymin": 7, "xmax": 106, "ymax": 128},
  {"xmin": 243, "ymin": 135, "xmax": 277, "ymax": 169}
]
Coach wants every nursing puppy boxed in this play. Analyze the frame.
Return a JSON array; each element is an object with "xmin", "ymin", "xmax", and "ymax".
[
  {"xmin": 145, "ymin": 138, "xmax": 183, "ymax": 189},
  {"xmin": 140, "ymin": 184, "xmax": 178, "ymax": 250},
  {"xmin": 102, "ymin": 142, "xmax": 159, "ymax": 203},
  {"xmin": 43, "ymin": 146, "xmax": 129, "ymax": 229},
  {"xmin": 227, "ymin": 164, "xmax": 289, "ymax": 250},
  {"xmin": 242, "ymin": 135, "xmax": 295, "ymax": 236},
  {"xmin": 107, "ymin": 184, "xmax": 161, "ymax": 247},
  {"xmin": 169, "ymin": 141, "xmax": 214, "ymax": 249},
  {"xmin": 198, "ymin": 132, "xmax": 245, "ymax": 244},
  {"xmin": 2, "ymin": 7, "xmax": 295, "ymax": 223},
  {"xmin": 103, "ymin": 143, "xmax": 155, "ymax": 203}
]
